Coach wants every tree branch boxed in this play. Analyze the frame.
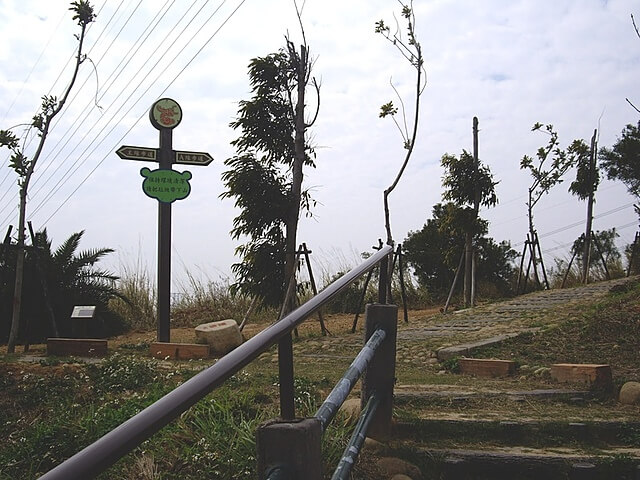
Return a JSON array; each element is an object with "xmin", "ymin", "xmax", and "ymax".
[{"xmin": 626, "ymin": 97, "xmax": 640, "ymax": 114}]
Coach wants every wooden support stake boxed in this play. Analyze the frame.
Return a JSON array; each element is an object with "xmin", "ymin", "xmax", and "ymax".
[
  {"xmin": 443, "ymin": 249, "xmax": 465, "ymax": 314},
  {"xmin": 397, "ymin": 244, "xmax": 409, "ymax": 323},
  {"xmin": 300, "ymin": 243, "xmax": 329, "ymax": 336}
]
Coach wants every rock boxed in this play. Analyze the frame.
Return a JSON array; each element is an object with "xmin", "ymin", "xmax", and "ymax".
[
  {"xmin": 619, "ymin": 381, "xmax": 640, "ymax": 405},
  {"xmin": 339, "ymin": 398, "xmax": 361, "ymax": 425},
  {"xmin": 390, "ymin": 475, "xmax": 413, "ymax": 480},
  {"xmin": 364, "ymin": 437, "xmax": 387, "ymax": 455},
  {"xmin": 194, "ymin": 319, "xmax": 243, "ymax": 355},
  {"xmin": 376, "ymin": 457, "xmax": 421, "ymax": 479}
]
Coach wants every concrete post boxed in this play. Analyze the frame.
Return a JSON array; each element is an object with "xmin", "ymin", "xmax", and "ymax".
[
  {"xmin": 256, "ymin": 417, "xmax": 322, "ymax": 480},
  {"xmin": 361, "ymin": 303, "xmax": 398, "ymax": 440}
]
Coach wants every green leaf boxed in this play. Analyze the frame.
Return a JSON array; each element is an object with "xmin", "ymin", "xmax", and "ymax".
[{"xmin": 379, "ymin": 101, "xmax": 398, "ymax": 118}]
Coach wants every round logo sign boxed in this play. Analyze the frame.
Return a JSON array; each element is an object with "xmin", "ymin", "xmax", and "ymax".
[{"xmin": 149, "ymin": 98, "xmax": 182, "ymax": 130}]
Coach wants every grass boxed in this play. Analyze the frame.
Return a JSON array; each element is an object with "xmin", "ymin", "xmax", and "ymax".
[
  {"xmin": 0, "ymin": 354, "xmax": 360, "ymax": 480},
  {"xmin": 2, "ymin": 275, "xmax": 640, "ymax": 478}
]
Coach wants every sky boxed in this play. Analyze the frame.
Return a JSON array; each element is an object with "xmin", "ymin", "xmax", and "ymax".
[{"xmin": 0, "ymin": 0, "xmax": 639, "ymax": 294}]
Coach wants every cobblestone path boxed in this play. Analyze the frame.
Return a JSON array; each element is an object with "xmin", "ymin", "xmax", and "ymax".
[{"xmin": 290, "ymin": 276, "xmax": 635, "ymax": 369}]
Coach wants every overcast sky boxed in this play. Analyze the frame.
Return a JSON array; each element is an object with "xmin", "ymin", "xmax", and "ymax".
[{"xmin": 0, "ymin": 0, "xmax": 639, "ymax": 292}]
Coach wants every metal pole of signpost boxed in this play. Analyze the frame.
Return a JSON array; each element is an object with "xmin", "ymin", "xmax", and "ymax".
[{"xmin": 157, "ymin": 128, "xmax": 172, "ymax": 343}]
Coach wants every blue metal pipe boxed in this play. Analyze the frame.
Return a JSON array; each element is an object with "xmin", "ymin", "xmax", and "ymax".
[{"xmin": 314, "ymin": 328, "xmax": 386, "ymax": 431}]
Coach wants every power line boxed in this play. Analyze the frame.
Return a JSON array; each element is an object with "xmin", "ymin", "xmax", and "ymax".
[
  {"xmin": 0, "ymin": 0, "xmax": 125, "ymax": 215},
  {"xmin": 512, "ymin": 202, "xmax": 636, "ymax": 248},
  {"xmin": 26, "ymin": 0, "xmax": 214, "ymax": 221},
  {"xmin": 539, "ymin": 221, "xmax": 637, "ymax": 256},
  {"xmin": 39, "ymin": 0, "xmax": 249, "ymax": 226},
  {"xmin": 31, "ymin": 0, "xmax": 149, "ymax": 191}
]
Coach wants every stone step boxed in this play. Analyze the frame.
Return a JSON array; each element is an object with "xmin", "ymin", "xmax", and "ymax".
[
  {"xmin": 411, "ymin": 446, "xmax": 640, "ymax": 480},
  {"xmin": 394, "ymin": 418, "xmax": 640, "ymax": 447},
  {"xmin": 395, "ymin": 386, "xmax": 590, "ymax": 402}
]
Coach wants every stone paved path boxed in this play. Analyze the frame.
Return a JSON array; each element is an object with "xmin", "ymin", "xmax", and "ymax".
[
  {"xmin": 290, "ymin": 276, "xmax": 636, "ymax": 369},
  {"xmin": 397, "ymin": 276, "xmax": 633, "ymax": 347}
]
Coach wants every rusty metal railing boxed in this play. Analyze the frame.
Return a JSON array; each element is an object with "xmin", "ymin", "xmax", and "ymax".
[{"xmin": 39, "ymin": 245, "xmax": 393, "ymax": 480}]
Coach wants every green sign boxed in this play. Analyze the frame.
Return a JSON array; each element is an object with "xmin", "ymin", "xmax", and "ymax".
[{"xmin": 140, "ymin": 168, "xmax": 192, "ymax": 203}]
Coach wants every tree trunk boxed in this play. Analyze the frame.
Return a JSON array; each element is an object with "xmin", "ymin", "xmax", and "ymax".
[
  {"xmin": 6, "ymin": 21, "xmax": 88, "ymax": 353},
  {"xmin": 582, "ymin": 129, "xmax": 597, "ymax": 284},
  {"xmin": 7, "ymin": 187, "xmax": 26, "ymax": 353},
  {"xmin": 278, "ymin": 43, "xmax": 308, "ymax": 421},
  {"xmin": 464, "ymin": 232, "xmax": 473, "ymax": 307},
  {"xmin": 283, "ymin": 44, "xmax": 307, "ymax": 312}
]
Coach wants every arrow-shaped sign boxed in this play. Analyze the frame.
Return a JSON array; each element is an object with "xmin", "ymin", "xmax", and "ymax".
[
  {"xmin": 175, "ymin": 151, "xmax": 214, "ymax": 166},
  {"xmin": 116, "ymin": 145, "xmax": 157, "ymax": 162}
]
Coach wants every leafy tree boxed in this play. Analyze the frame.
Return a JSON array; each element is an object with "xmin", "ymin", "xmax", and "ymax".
[
  {"xmin": 403, "ymin": 203, "xmax": 516, "ymax": 299},
  {"xmin": 599, "ymin": 121, "xmax": 640, "ymax": 211},
  {"xmin": 221, "ymin": 40, "xmax": 319, "ymax": 309},
  {"xmin": 571, "ymin": 228, "xmax": 622, "ymax": 277},
  {"xmin": 441, "ymin": 129, "xmax": 498, "ymax": 306},
  {"xmin": 520, "ymin": 123, "xmax": 578, "ymax": 288},
  {"xmin": 568, "ymin": 131, "xmax": 598, "ymax": 283},
  {"xmin": 0, "ymin": 230, "xmax": 124, "ymax": 343},
  {"xmin": 0, "ymin": 1, "xmax": 95, "ymax": 352}
]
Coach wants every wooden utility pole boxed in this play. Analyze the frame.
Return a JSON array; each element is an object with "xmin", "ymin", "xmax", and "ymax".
[
  {"xmin": 463, "ymin": 117, "xmax": 480, "ymax": 307},
  {"xmin": 582, "ymin": 129, "xmax": 597, "ymax": 284}
]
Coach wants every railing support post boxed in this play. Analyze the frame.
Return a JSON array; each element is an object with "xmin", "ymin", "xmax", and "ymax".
[
  {"xmin": 256, "ymin": 418, "xmax": 322, "ymax": 480},
  {"xmin": 361, "ymin": 303, "xmax": 397, "ymax": 440}
]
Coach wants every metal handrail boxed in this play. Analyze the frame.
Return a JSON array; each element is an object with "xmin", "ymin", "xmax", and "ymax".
[
  {"xmin": 39, "ymin": 245, "xmax": 393, "ymax": 480},
  {"xmin": 314, "ymin": 328, "xmax": 386, "ymax": 432},
  {"xmin": 330, "ymin": 393, "xmax": 380, "ymax": 480}
]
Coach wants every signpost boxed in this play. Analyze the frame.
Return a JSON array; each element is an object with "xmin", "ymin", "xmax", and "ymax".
[{"xmin": 117, "ymin": 98, "xmax": 214, "ymax": 342}]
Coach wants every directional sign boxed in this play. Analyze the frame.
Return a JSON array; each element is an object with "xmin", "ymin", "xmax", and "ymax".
[
  {"xmin": 116, "ymin": 98, "xmax": 214, "ymax": 344},
  {"xmin": 175, "ymin": 151, "xmax": 214, "ymax": 166},
  {"xmin": 116, "ymin": 145, "xmax": 157, "ymax": 162}
]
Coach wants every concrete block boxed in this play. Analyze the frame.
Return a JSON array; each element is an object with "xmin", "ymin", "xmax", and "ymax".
[
  {"xmin": 459, "ymin": 358, "xmax": 517, "ymax": 377},
  {"xmin": 150, "ymin": 342, "xmax": 209, "ymax": 360},
  {"xmin": 47, "ymin": 338, "xmax": 108, "ymax": 357},
  {"xmin": 550, "ymin": 363, "xmax": 612, "ymax": 390}
]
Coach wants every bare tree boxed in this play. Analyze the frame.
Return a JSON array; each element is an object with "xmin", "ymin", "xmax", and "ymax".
[
  {"xmin": 376, "ymin": 1, "xmax": 426, "ymax": 248},
  {"xmin": 0, "ymin": 1, "xmax": 95, "ymax": 352}
]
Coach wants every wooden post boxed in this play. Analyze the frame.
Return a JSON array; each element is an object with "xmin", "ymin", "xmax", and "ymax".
[
  {"xmin": 351, "ymin": 268, "xmax": 373, "ymax": 333},
  {"xmin": 534, "ymin": 232, "xmax": 550, "ymax": 289},
  {"xmin": 591, "ymin": 232, "xmax": 611, "ymax": 280},
  {"xmin": 516, "ymin": 239, "xmax": 528, "ymax": 294},
  {"xmin": 397, "ymin": 244, "xmax": 409, "ymax": 323},
  {"xmin": 256, "ymin": 418, "xmax": 322, "ymax": 480},
  {"xmin": 444, "ymin": 249, "xmax": 465, "ymax": 313},
  {"xmin": 300, "ymin": 243, "xmax": 329, "ymax": 336},
  {"xmin": 361, "ymin": 303, "xmax": 397, "ymax": 440},
  {"xmin": 627, "ymin": 231, "xmax": 640, "ymax": 276},
  {"xmin": 470, "ymin": 249, "xmax": 477, "ymax": 307},
  {"xmin": 561, "ymin": 248, "xmax": 578, "ymax": 288}
]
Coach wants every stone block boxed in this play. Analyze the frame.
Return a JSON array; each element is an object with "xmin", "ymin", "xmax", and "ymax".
[
  {"xmin": 195, "ymin": 319, "xmax": 243, "ymax": 355},
  {"xmin": 550, "ymin": 363, "xmax": 612, "ymax": 390},
  {"xmin": 459, "ymin": 358, "xmax": 517, "ymax": 377},
  {"xmin": 47, "ymin": 338, "xmax": 108, "ymax": 357},
  {"xmin": 149, "ymin": 342, "xmax": 209, "ymax": 360}
]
